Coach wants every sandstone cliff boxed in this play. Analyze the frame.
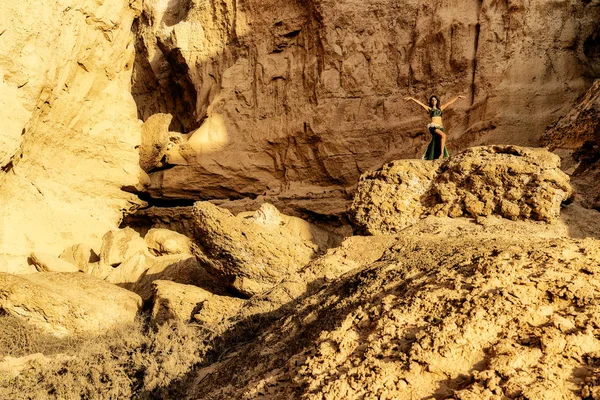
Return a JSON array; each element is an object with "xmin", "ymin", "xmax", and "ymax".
[
  {"xmin": 0, "ymin": 0, "xmax": 144, "ymax": 271},
  {"xmin": 133, "ymin": 0, "xmax": 600, "ymax": 211}
]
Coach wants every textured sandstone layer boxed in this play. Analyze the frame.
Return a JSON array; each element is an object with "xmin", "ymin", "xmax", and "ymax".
[
  {"xmin": 351, "ymin": 146, "xmax": 573, "ymax": 235},
  {"xmin": 190, "ymin": 232, "xmax": 600, "ymax": 399},
  {"xmin": 0, "ymin": 0, "xmax": 144, "ymax": 272},
  {"xmin": 150, "ymin": 280, "xmax": 245, "ymax": 328},
  {"xmin": 133, "ymin": 0, "xmax": 599, "ymax": 209},
  {"xmin": 542, "ymin": 79, "xmax": 600, "ymax": 154},
  {"xmin": 541, "ymin": 79, "xmax": 600, "ymax": 210}
]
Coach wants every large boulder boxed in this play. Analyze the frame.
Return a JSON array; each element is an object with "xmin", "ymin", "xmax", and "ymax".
[
  {"xmin": 351, "ymin": 146, "xmax": 573, "ymax": 235},
  {"xmin": 144, "ymin": 228, "xmax": 193, "ymax": 256},
  {"xmin": 0, "ymin": 273, "xmax": 141, "ymax": 336},
  {"xmin": 191, "ymin": 202, "xmax": 320, "ymax": 297},
  {"xmin": 350, "ymin": 160, "xmax": 440, "ymax": 234},
  {"xmin": 29, "ymin": 253, "xmax": 79, "ymax": 273},
  {"xmin": 105, "ymin": 253, "xmax": 223, "ymax": 301},
  {"xmin": 129, "ymin": 255, "xmax": 223, "ymax": 301},
  {"xmin": 427, "ymin": 146, "xmax": 573, "ymax": 222},
  {"xmin": 237, "ymin": 203, "xmax": 344, "ymax": 252},
  {"xmin": 59, "ymin": 244, "xmax": 100, "ymax": 272},
  {"xmin": 99, "ymin": 228, "xmax": 149, "ymax": 267},
  {"xmin": 150, "ymin": 280, "xmax": 245, "ymax": 328}
]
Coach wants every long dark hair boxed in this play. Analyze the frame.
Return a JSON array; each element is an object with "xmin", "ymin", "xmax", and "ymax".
[{"xmin": 429, "ymin": 95, "xmax": 441, "ymax": 109}]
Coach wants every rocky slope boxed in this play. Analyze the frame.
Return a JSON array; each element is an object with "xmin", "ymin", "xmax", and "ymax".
[
  {"xmin": 189, "ymin": 231, "xmax": 600, "ymax": 400},
  {"xmin": 2, "ymin": 146, "xmax": 600, "ymax": 399},
  {"xmin": 0, "ymin": 1, "xmax": 145, "ymax": 272},
  {"xmin": 134, "ymin": 0, "xmax": 600, "ymax": 214}
]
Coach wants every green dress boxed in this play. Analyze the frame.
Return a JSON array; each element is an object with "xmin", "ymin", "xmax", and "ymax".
[{"xmin": 422, "ymin": 108, "xmax": 450, "ymax": 160}]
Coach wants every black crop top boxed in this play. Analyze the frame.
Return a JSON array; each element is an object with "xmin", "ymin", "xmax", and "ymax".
[{"xmin": 429, "ymin": 108, "xmax": 443, "ymax": 117}]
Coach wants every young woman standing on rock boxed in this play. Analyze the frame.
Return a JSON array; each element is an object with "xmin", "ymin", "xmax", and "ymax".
[{"xmin": 404, "ymin": 94, "xmax": 465, "ymax": 160}]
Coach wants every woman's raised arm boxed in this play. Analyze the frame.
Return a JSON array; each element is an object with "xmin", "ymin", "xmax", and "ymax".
[
  {"xmin": 441, "ymin": 95, "xmax": 466, "ymax": 111},
  {"xmin": 404, "ymin": 96, "xmax": 430, "ymax": 111}
]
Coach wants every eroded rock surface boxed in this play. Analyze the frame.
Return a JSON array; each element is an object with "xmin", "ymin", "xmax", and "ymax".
[
  {"xmin": 134, "ymin": 0, "xmax": 599, "ymax": 214},
  {"xmin": 59, "ymin": 244, "xmax": 100, "ymax": 272},
  {"xmin": 127, "ymin": 255, "xmax": 223, "ymax": 301},
  {"xmin": 351, "ymin": 146, "xmax": 573, "ymax": 235},
  {"xmin": 429, "ymin": 146, "xmax": 573, "ymax": 221},
  {"xmin": 0, "ymin": 0, "xmax": 145, "ymax": 270},
  {"xmin": 191, "ymin": 202, "xmax": 324, "ymax": 297},
  {"xmin": 541, "ymin": 79, "xmax": 600, "ymax": 210},
  {"xmin": 350, "ymin": 160, "xmax": 440, "ymax": 234},
  {"xmin": 140, "ymin": 113, "xmax": 174, "ymax": 172},
  {"xmin": 0, "ymin": 273, "xmax": 141, "ymax": 336},
  {"xmin": 190, "ymin": 233, "xmax": 600, "ymax": 400},
  {"xmin": 144, "ymin": 228, "xmax": 193, "ymax": 256},
  {"xmin": 29, "ymin": 253, "xmax": 79, "ymax": 273},
  {"xmin": 99, "ymin": 228, "xmax": 149, "ymax": 268}
]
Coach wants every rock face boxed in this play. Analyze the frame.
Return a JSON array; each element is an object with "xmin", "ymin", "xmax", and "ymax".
[
  {"xmin": 191, "ymin": 202, "xmax": 324, "ymax": 297},
  {"xmin": 0, "ymin": 273, "xmax": 141, "ymax": 336},
  {"xmin": 133, "ymin": 0, "xmax": 599, "ymax": 213},
  {"xmin": 541, "ymin": 79, "xmax": 600, "ymax": 154},
  {"xmin": 0, "ymin": 0, "xmax": 145, "ymax": 271},
  {"xmin": 351, "ymin": 146, "xmax": 573, "ymax": 235},
  {"xmin": 541, "ymin": 79, "xmax": 600, "ymax": 210}
]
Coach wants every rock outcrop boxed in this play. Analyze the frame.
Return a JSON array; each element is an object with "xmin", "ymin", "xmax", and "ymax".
[
  {"xmin": 0, "ymin": 273, "xmax": 141, "ymax": 336},
  {"xmin": 541, "ymin": 79, "xmax": 600, "ymax": 210},
  {"xmin": 150, "ymin": 280, "xmax": 245, "ymax": 328},
  {"xmin": 351, "ymin": 146, "xmax": 573, "ymax": 235},
  {"xmin": 0, "ymin": 0, "xmax": 145, "ymax": 271},
  {"xmin": 191, "ymin": 202, "xmax": 324, "ymax": 297},
  {"xmin": 133, "ymin": 0, "xmax": 599, "ymax": 215},
  {"xmin": 144, "ymin": 228, "xmax": 192, "ymax": 256}
]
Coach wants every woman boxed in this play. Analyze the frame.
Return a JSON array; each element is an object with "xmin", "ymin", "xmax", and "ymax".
[{"xmin": 404, "ymin": 94, "xmax": 465, "ymax": 160}]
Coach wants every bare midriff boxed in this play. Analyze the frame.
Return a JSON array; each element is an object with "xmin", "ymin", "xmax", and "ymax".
[{"xmin": 430, "ymin": 116, "xmax": 443, "ymax": 125}]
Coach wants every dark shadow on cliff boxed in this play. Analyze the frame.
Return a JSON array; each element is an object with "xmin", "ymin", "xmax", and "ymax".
[
  {"xmin": 560, "ymin": 141, "xmax": 600, "ymax": 240},
  {"xmin": 130, "ymin": 11, "xmax": 199, "ymax": 133}
]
